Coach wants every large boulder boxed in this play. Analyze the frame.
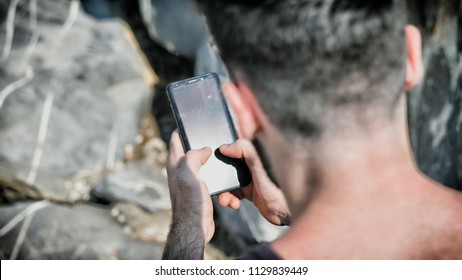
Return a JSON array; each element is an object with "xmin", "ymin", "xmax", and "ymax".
[
  {"xmin": 0, "ymin": 201, "xmax": 165, "ymax": 259},
  {"xmin": 0, "ymin": 0, "xmax": 155, "ymax": 203}
]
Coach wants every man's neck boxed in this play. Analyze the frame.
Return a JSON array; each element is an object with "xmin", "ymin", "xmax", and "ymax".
[
  {"xmin": 266, "ymin": 115, "xmax": 462, "ymax": 259},
  {"xmin": 271, "ymin": 112, "xmax": 416, "ymax": 214}
]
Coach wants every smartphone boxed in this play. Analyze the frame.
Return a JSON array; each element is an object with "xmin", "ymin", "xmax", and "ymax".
[{"xmin": 167, "ymin": 73, "xmax": 251, "ymax": 195}]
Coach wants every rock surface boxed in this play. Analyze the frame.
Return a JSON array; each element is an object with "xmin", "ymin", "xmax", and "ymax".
[
  {"xmin": 93, "ymin": 160, "xmax": 170, "ymax": 213},
  {"xmin": 0, "ymin": 201, "xmax": 165, "ymax": 260},
  {"xmin": 406, "ymin": 0, "xmax": 462, "ymax": 191},
  {"xmin": 0, "ymin": 0, "xmax": 154, "ymax": 203}
]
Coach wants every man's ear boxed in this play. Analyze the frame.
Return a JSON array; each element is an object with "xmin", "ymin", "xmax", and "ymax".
[
  {"xmin": 405, "ymin": 25, "xmax": 424, "ymax": 90},
  {"xmin": 222, "ymin": 82, "xmax": 259, "ymax": 139}
]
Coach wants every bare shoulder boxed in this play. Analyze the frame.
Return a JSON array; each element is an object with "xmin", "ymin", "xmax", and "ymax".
[
  {"xmin": 421, "ymin": 182, "xmax": 462, "ymax": 259},
  {"xmin": 437, "ymin": 193, "xmax": 462, "ymax": 259}
]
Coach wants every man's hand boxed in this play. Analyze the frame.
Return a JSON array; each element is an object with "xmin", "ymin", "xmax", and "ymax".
[
  {"xmin": 217, "ymin": 139, "xmax": 291, "ymax": 226},
  {"xmin": 162, "ymin": 130, "xmax": 213, "ymax": 260}
]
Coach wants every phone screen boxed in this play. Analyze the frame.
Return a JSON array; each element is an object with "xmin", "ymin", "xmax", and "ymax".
[
  {"xmin": 172, "ymin": 77, "xmax": 235, "ymax": 150},
  {"xmin": 168, "ymin": 73, "xmax": 250, "ymax": 195}
]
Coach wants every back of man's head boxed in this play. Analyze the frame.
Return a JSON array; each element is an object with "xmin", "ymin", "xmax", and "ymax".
[{"xmin": 196, "ymin": 0, "xmax": 407, "ymax": 141}]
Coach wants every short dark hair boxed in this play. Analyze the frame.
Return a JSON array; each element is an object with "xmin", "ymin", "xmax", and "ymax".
[{"xmin": 196, "ymin": 0, "xmax": 407, "ymax": 139}]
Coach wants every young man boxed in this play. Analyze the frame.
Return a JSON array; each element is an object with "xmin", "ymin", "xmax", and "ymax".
[{"xmin": 162, "ymin": 0, "xmax": 462, "ymax": 259}]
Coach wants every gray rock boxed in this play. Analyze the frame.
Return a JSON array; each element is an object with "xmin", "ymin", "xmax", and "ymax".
[
  {"xmin": 0, "ymin": 201, "xmax": 165, "ymax": 259},
  {"xmin": 0, "ymin": 0, "xmax": 153, "ymax": 202},
  {"xmin": 138, "ymin": 0, "xmax": 206, "ymax": 59},
  {"xmin": 93, "ymin": 161, "xmax": 171, "ymax": 213},
  {"xmin": 0, "ymin": 200, "xmax": 226, "ymax": 260},
  {"xmin": 406, "ymin": 0, "xmax": 462, "ymax": 191}
]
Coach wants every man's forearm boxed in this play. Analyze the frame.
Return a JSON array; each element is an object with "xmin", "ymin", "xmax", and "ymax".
[{"xmin": 161, "ymin": 219, "xmax": 206, "ymax": 260}]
